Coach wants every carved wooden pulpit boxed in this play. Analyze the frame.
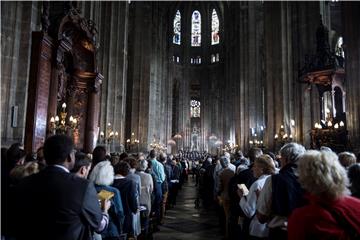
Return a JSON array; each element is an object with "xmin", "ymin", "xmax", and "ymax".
[
  {"xmin": 299, "ymin": 17, "xmax": 348, "ymax": 152},
  {"xmin": 25, "ymin": 4, "xmax": 103, "ymax": 153}
]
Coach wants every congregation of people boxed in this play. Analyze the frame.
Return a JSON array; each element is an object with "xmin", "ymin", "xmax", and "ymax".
[{"xmin": 1, "ymin": 134, "xmax": 360, "ymax": 240}]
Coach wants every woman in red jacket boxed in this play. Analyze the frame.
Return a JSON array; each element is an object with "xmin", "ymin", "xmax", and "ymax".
[{"xmin": 288, "ymin": 150, "xmax": 360, "ymax": 240}]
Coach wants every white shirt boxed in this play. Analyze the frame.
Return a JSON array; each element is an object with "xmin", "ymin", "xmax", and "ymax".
[
  {"xmin": 53, "ymin": 164, "xmax": 70, "ymax": 173},
  {"xmin": 257, "ymin": 176, "xmax": 288, "ymax": 229},
  {"xmin": 240, "ymin": 174, "xmax": 270, "ymax": 238}
]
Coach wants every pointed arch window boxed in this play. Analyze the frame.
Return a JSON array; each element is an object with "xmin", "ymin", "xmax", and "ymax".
[
  {"xmin": 191, "ymin": 10, "xmax": 201, "ymax": 47},
  {"xmin": 211, "ymin": 9, "xmax": 220, "ymax": 45},
  {"xmin": 190, "ymin": 100, "xmax": 200, "ymax": 118},
  {"xmin": 173, "ymin": 10, "xmax": 181, "ymax": 45}
]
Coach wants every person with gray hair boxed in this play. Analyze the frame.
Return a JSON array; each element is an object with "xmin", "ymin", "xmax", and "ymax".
[
  {"xmin": 136, "ymin": 159, "xmax": 153, "ymax": 237},
  {"xmin": 257, "ymin": 142, "xmax": 306, "ymax": 240},
  {"xmin": 338, "ymin": 151, "xmax": 357, "ymax": 170},
  {"xmin": 89, "ymin": 160, "xmax": 125, "ymax": 240},
  {"xmin": 288, "ymin": 150, "xmax": 360, "ymax": 239}
]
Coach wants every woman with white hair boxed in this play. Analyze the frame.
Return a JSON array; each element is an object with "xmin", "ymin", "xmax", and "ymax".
[
  {"xmin": 89, "ymin": 161, "xmax": 125, "ymax": 240},
  {"xmin": 288, "ymin": 150, "xmax": 360, "ymax": 239},
  {"xmin": 136, "ymin": 159, "xmax": 154, "ymax": 237},
  {"xmin": 136, "ymin": 159, "xmax": 154, "ymax": 216}
]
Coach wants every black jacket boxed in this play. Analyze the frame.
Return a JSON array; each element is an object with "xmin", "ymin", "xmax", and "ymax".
[{"xmin": 10, "ymin": 166, "xmax": 104, "ymax": 240}]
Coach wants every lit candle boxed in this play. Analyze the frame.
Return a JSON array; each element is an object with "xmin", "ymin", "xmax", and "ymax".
[
  {"xmin": 115, "ymin": 131, "xmax": 119, "ymax": 136},
  {"xmin": 314, "ymin": 123, "xmax": 319, "ymax": 129},
  {"xmin": 50, "ymin": 117, "xmax": 55, "ymax": 123},
  {"xmin": 100, "ymin": 131, "xmax": 104, "ymax": 137},
  {"xmin": 249, "ymin": 140, "xmax": 253, "ymax": 144},
  {"xmin": 327, "ymin": 121, "xmax": 333, "ymax": 127},
  {"xmin": 126, "ymin": 139, "xmax": 130, "ymax": 143},
  {"xmin": 289, "ymin": 134, "xmax": 293, "ymax": 139},
  {"xmin": 69, "ymin": 116, "xmax": 74, "ymax": 122},
  {"xmin": 283, "ymin": 134, "xmax": 288, "ymax": 139},
  {"xmin": 62, "ymin": 103, "xmax": 66, "ymax": 109},
  {"xmin": 334, "ymin": 123, "xmax": 339, "ymax": 129},
  {"xmin": 131, "ymin": 132, "xmax": 135, "ymax": 136},
  {"xmin": 274, "ymin": 134, "xmax": 278, "ymax": 139},
  {"xmin": 339, "ymin": 121, "xmax": 344, "ymax": 127},
  {"xmin": 55, "ymin": 116, "xmax": 59, "ymax": 122},
  {"xmin": 109, "ymin": 131, "xmax": 114, "ymax": 137},
  {"xmin": 280, "ymin": 125, "xmax": 284, "ymax": 129},
  {"xmin": 73, "ymin": 118, "xmax": 77, "ymax": 124}
]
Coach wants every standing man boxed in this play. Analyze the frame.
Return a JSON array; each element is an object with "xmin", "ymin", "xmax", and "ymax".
[
  {"xmin": 10, "ymin": 135, "xmax": 110, "ymax": 240},
  {"xmin": 149, "ymin": 150, "xmax": 165, "ymax": 229}
]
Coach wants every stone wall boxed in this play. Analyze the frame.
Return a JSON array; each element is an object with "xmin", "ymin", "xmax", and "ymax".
[{"xmin": 1, "ymin": 1, "xmax": 41, "ymax": 146}]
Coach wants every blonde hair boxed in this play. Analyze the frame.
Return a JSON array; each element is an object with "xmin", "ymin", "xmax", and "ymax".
[
  {"xmin": 255, "ymin": 154, "xmax": 276, "ymax": 175},
  {"xmin": 298, "ymin": 150, "xmax": 349, "ymax": 200}
]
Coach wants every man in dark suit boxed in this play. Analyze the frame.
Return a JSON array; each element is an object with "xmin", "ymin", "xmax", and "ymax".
[
  {"xmin": 10, "ymin": 134, "xmax": 110, "ymax": 240},
  {"xmin": 112, "ymin": 161, "xmax": 139, "ymax": 238}
]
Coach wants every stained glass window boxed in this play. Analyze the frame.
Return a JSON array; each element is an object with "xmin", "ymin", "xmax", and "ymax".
[
  {"xmin": 211, "ymin": 9, "xmax": 220, "ymax": 45},
  {"xmin": 190, "ymin": 100, "xmax": 200, "ymax": 118},
  {"xmin": 173, "ymin": 10, "xmax": 181, "ymax": 45},
  {"xmin": 191, "ymin": 10, "xmax": 201, "ymax": 47}
]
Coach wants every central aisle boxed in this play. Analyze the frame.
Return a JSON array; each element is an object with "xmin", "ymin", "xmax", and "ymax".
[{"xmin": 153, "ymin": 178, "xmax": 222, "ymax": 240}]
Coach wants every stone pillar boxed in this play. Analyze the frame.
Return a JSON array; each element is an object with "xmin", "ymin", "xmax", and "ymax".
[
  {"xmin": 84, "ymin": 74, "xmax": 103, "ymax": 153},
  {"xmin": 264, "ymin": 2, "xmax": 320, "ymax": 150},
  {"xmin": 342, "ymin": 2, "xmax": 360, "ymax": 151}
]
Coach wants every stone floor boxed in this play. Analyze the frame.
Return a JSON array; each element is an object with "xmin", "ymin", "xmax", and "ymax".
[{"xmin": 153, "ymin": 178, "xmax": 223, "ymax": 240}]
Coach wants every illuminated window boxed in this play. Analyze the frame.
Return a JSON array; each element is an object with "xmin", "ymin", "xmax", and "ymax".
[
  {"xmin": 191, "ymin": 10, "xmax": 201, "ymax": 46},
  {"xmin": 211, "ymin": 53, "xmax": 219, "ymax": 63},
  {"xmin": 190, "ymin": 100, "xmax": 200, "ymax": 118},
  {"xmin": 191, "ymin": 56, "xmax": 202, "ymax": 65},
  {"xmin": 211, "ymin": 9, "xmax": 220, "ymax": 45},
  {"xmin": 173, "ymin": 10, "xmax": 181, "ymax": 45},
  {"xmin": 335, "ymin": 36, "xmax": 345, "ymax": 58}
]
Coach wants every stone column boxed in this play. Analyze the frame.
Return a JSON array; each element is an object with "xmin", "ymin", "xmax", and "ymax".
[
  {"xmin": 342, "ymin": 2, "xmax": 360, "ymax": 151},
  {"xmin": 84, "ymin": 74, "xmax": 103, "ymax": 153}
]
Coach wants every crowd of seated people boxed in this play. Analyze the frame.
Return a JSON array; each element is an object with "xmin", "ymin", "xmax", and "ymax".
[{"xmin": 2, "ymin": 136, "xmax": 360, "ymax": 240}]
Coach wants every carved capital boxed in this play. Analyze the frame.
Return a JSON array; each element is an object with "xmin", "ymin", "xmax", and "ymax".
[{"xmin": 93, "ymin": 73, "xmax": 104, "ymax": 93}]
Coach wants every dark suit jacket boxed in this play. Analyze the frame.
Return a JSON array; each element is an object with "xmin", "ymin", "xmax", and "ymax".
[
  {"xmin": 112, "ymin": 177, "xmax": 138, "ymax": 235},
  {"xmin": 10, "ymin": 166, "xmax": 104, "ymax": 240}
]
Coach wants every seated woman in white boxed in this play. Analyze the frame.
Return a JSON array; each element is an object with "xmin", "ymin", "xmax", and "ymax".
[{"xmin": 238, "ymin": 154, "xmax": 276, "ymax": 239}]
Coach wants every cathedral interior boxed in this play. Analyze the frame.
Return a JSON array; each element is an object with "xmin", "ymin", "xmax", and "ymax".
[
  {"xmin": 2, "ymin": 1, "xmax": 360, "ymax": 240},
  {"xmin": 1, "ymin": 1, "xmax": 360, "ymax": 155}
]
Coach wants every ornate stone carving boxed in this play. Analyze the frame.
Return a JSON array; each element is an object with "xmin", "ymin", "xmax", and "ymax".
[
  {"xmin": 57, "ymin": 63, "xmax": 67, "ymax": 102},
  {"xmin": 41, "ymin": 1, "xmax": 50, "ymax": 33}
]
